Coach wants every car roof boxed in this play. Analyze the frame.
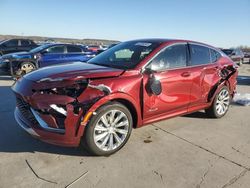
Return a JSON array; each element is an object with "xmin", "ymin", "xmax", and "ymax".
[
  {"xmin": 129, "ymin": 38, "xmax": 211, "ymax": 45},
  {"xmin": 128, "ymin": 38, "xmax": 218, "ymax": 50}
]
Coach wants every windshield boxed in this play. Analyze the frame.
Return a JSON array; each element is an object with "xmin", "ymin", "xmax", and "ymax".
[
  {"xmin": 0, "ymin": 40, "xmax": 7, "ymax": 45},
  {"xmin": 222, "ymin": 49, "xmax": 233, "ymax": 55},
  {"xmin": 88, "ymin": 41, "xmax": 161, "ymax": 69},
  {"xmin": 29, "ymin": 44, "xmax": 53, "ymax": 53}
]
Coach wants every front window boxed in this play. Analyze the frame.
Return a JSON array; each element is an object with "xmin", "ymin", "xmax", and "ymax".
[
  {"xmin": 4, "ymin": 39, "xmax": 18, "ymax": 47},
  {"xmin": 148, "ymin": 44, "xmax": 187, "ymax": 71},
  {"xmin": 30, "ymin": 44, "xmax": 53, "ymax": 53},
  {"xmin": 46, "ymin": 46, "xmax": 65, "ymax": 53},
  {"xmin": 88, "ymin": 41, "xmax": 161, "ymax": 69}
]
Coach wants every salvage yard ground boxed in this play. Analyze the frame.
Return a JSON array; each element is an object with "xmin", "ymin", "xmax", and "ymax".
[{"xmin": 0, "ymin": 63, "xmax": 250, "ymax": 188}]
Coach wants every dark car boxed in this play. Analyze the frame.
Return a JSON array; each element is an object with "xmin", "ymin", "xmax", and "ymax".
[
  {"xmin": 0, "ymin": 39, "xmax": 38, "ymax": 56},
  {"xmin": 12, "ymin": 39, "xmax": 238, "ymax": 156},
  {"xmin": 96, "ymin": 43, "xmax": 119, "ymax": 55},
  {"xmin": 0, "ymin": 43, "xmax": 96, "ymax": 76},
  {"xmin": 222, "ymin": 48, "xmax": 244, "ymax": 65}
]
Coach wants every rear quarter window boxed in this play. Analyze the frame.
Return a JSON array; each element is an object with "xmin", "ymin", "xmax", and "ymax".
[{"xmin": 210, "ymin": 49, "xmax": 221, "ymax": 63}]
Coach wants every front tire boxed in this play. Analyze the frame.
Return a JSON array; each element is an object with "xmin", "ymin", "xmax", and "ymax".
[
  {"xmin": 15, "ymin": 62, "xmax": 36, "ymax": 76},
  {"xmin": 205, "ymin": 86, "xmax": 231, "ymax": 118},
  {"xmin": 82, "ymin": 102, "xmax": 133, "ymax": 156}
]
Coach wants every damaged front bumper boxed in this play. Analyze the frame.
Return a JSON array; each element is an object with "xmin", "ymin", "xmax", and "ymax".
[
  {"xmin": 13, "ymin": 95, "xmax": 85, "ymax": 146},
  {"xmin": 12, "ymin": 77, "xmax": 100, "ymax": 147}
]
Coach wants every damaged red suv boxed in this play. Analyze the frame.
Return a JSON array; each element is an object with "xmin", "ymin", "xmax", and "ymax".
[{"xmin": 12, "ymin": 39, "xmax": 238, "ymax": 156}]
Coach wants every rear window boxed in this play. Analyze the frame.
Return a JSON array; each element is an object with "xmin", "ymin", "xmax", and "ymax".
[
  {"xmin": 21, "ymin": 40, "xmax": 30, "ymax": 46},
  {"xmin": 67, "ymin": 46, "xmax": 82, "ymax": 53},
  {"xmin": 190, "ymin": 44, "xmax": 210, "ymax": 66}
]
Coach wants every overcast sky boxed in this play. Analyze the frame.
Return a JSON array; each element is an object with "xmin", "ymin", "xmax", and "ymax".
[{"xmin": 0, "ymin": 0, "xmax": 249, "ymax": 48}]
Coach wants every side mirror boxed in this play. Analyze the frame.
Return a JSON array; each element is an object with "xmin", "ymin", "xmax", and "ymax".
[
  {"xmin": 145, "ymin": 67, "xmax": 162, "ymax": 95},
  {"xmin": 231, "ymin": 52, "xmax": 236, "ymax": 56}
]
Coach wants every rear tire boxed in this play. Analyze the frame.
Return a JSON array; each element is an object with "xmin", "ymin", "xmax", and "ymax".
[
  {"xmin": 81, "ymin": 102, "xmax": 133, "ymax": 156},
  {"xmin": 205, "ymin": 86, "xmax": 231, "ymax": 118}
]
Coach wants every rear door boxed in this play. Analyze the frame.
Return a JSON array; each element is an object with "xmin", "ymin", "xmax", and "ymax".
[
  {"xmin": 39, "ymin": 45, "xmax": 66, "ymax": 67},
  {"xmin": 64, "ymin": 45, "xmax": 86, "ymax": 62},
  {"xmin": 187, "ymin": 43, "xmax": 221, "ymax": 111},
  {"xmin": 143, "ymin": 43, "xmax": 193, "ymax": 121},
  {"xmin": 20, "ymin": 39, "xmax": 32, "ymax": 52}
]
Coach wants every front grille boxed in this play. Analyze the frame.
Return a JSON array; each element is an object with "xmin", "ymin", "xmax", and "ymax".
[{"xmin": 16, "ymin": 97, "xmax": 39, "ymax": 125}]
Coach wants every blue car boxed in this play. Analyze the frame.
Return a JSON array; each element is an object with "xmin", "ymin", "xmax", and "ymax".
[{"xmin": 0, "ymin": 43, "xmax": 96, "ymax": 76}]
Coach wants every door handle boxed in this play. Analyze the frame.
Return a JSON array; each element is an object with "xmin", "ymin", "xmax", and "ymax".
[{"xmin": 181, "ymin": 72, "xmax": 191, "ymax": 77}]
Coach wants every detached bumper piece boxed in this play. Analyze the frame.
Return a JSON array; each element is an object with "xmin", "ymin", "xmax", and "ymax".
[{"xmin": 14, "ymin": 96, "xmax": 85, "ymax": 147}]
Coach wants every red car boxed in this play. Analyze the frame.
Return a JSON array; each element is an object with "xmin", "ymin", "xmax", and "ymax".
[
  {"xmin": 12, "ymin": 39, "xmax": 238, "ymax": 156},
  {"xmin": 87, "ymin": 45, "xmax": 102, "ymax": 52}
]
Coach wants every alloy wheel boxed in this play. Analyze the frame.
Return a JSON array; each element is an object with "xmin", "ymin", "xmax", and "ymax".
[
  {"xmin": 21, "ymin": 62, "xmax": 35, "ymax": 73},
  {"xmin": 93, "ymin": 109, "xmax": 129, "ymax": 151},
  {"xmin": 215, "ymin": 89, "xmax": 230, "ymax": 115}
]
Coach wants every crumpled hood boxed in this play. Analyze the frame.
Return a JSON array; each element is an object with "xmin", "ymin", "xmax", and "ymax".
[
  {"xmin": 1, "ymin": 51, "xmax": 33, "ymax": 59},
  {"xmin": 24, "ymin": 62, "xmax": 124, "ymax": 82}
]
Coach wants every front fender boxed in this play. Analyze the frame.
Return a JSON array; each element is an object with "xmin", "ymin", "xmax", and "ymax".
[{"xmin": 77, "ymin": 92, "xmax": 142, "ymax": 138}]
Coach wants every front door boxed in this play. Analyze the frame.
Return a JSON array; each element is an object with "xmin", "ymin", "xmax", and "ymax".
[
  {"xmin": 143, "ymin": 43, "xmax": 193, "ymax": 121},
  {"xmin": 39, "ymin": 45, "xmax": 66, "ymax": 67}
]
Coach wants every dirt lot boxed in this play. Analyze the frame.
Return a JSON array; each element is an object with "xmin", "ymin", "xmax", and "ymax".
[{"xmin": 0, "ymin": 64, "xmax": 250, "ymax": 188}]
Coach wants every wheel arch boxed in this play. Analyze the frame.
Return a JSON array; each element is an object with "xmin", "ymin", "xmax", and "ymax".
[
  {"xmin": 207, "ymin": 80, "xmax": 230, "ymax": 103},
  {"xmin": 110, "ymin": 98, "xmax": 138, "ymax": 128},
  {"xmin": 82, "ymin": 92, "xmax": 142, "ymax": 129}
]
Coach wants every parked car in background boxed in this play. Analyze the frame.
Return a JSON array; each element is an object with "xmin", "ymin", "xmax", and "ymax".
[
  {"xmin": 0, "ymin": 43, "xmax": 96, "ymax": 76},
  {"xmin": 12, "ymin": 39, "xmax": 238, "ymax": 156},
  {"xmin": 0, "ymin": 39, "xmax": 38, "ymax": 56},
  {"xmin": 87, "ymin": 45, "xmax": 102, "ymax": 52},
  {"xmin": 244, "ymin": 52, "xmax": 250, "ymax": 63},
  {"xmin": 222, "ymin": 48, "xmax": 244, "ymax": 65},
  {"xmin": 96, "ymin": 43, "xmax": 119, "ymax": 55}
]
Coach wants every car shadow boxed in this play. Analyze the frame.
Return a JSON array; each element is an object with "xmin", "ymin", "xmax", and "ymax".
[
  {"xmin": 182, "ymin": 111, "xmax": 209, "ymax": 119},
  {"xmin": 0, "ymin": 85, "xmax": 93, "ymax": 157}
]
